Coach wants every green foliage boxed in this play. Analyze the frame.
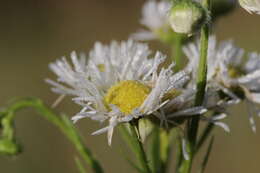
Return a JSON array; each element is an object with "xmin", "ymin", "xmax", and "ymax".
[
  {"xmin": 199, "ymin": 136, "xmax": 214, "ymax": 173},
  {"xmin": 119, "ymin": 123, "xmax": 151, "ymax": 173},
  {"xmin": 75, "ymin": 157, "xmax": 87, "ymax": 173},
  {"xmin": 0, "ymin": 98, "xmax": 103, "ymax": 173},
  {"xmin": 148, "ymin": 127, "xmax": 161, "ymax": 173}
]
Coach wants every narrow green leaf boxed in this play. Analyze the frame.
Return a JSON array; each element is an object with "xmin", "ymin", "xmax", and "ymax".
[
  {"xmin": 199, "ymin": 136, "xmax": 214, "ymax": 173},
  {"xmin": 118, "ymin": 124, "xmax": 137, "ymax": 153},
  {"xmin": 148, "ymin": 127, "xmax": 161, "ymax": 173},
  {"xmin": 124, "ymin": 154, "xmax": 145, "ymax": 173},
  {"xmin": 196, "ymin": 123, "xmax": 214, "ymax": 154},
  {"xmin": 75, "ymin": 157, "xmax": 87, "ymax": 173},
  {"xmin": 119, "ymin": 123, "xmax": 151, "ymax": 173},
  {"xmin": 160, "ymin": 128, "xmax": 176, "ymax": 173}
]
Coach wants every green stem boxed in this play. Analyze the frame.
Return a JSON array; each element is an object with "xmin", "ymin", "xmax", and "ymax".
[
  {"xmin": 189, "ymin": 0, "xmax": 210, "ymax": 146},
  {"xmin": 128, "ymin": 123, "xmax": 151, "ymax": 173},
  {"xmin": 0, "ymin": 98, "xmax": 103, "ymax": 173},
  {"xmin": 187, "ymin": 22, "xmax": 209, "ymax": 148},
  {"xmin": 181, "ymin": 0, "xmax": 210, "ymax": 172},
  {"xmin": 172, "ymin": 34, "xmax": 183, "ymax": 72}
]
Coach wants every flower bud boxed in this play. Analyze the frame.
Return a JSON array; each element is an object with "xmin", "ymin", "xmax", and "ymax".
[
  {"xmin": 168, "ymin": 1, "xmax": 208, "ymax": 34},
  {"xmin": 239, "ymin": 0, "xmax": 260, "ymax": 14}
]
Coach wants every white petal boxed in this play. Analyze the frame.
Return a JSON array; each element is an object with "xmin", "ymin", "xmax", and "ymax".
[
  {"xmin": 182, "ymin": 138, "xmax": 190, "ymax": 161},
  {"xmin": 92, "ymin": 127, "xmax": 110, "ymax": 135},
  {"xmin": 213, "ymin": 122, "xmax": 230, "ymax": 133},
  {"xmin": 131, "ymin": 30, "xmax": 156, "ymax": 41},
  {"xmin": 211, "ymin": 113, "xmax": 227, "ymax": 121},
  {"xmin": 168, "ymin": 107, "xmax": 207, "ymax": 118}
]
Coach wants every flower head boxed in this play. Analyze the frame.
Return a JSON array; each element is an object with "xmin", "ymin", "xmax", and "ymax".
[
  {"xmin": 47, "ymin": 39, "xmax": 206, "ymax": 145},
  {"xmin": 183, "ymin": 36, "xmax": 260, "ymax": 131},
  {"xmin": 239, "ymin": 0, "xmax": 260, "ymax": 14}
]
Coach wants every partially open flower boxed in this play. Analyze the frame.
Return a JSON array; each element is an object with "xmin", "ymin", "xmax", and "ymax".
[
  {"xmin": 131, "ymin": 0, "xmax": 186, "ymax": 43},
  {"xmin": 47, "ymin": 39, "xmax": 206, "ymax": 145},
  {"xmin": 168, "ymin": 1, "xmax": 208, "ymax": 34},
  {"xmin": 239, "ymin": 0, "xmax": 260, "ymax": 14}
]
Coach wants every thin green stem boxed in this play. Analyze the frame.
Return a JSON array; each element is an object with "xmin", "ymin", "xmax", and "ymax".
[
  {"xmin": 188, "ymin": 0, "xmax": 210, "ymax": 146},
  {"xmin": 172, "ymin": 34, "xmax": 183, "ymax": 72},
  {"xmin": 180, "ymin": 0, "xmax": 210, "ymax": 172},
  {"xmin": 0, "ymin": 98, "xmax": 103, "ymax": 173},
  {"xmin": 187, "ymin": 22, "xmax": 209, "ymax": 148},
  {"xmin": 128, "ymin": 123, "xmax": 151, "ymax": 173}
]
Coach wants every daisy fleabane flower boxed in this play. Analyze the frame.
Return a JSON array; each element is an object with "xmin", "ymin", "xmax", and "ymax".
[
  {"xmin": 239, "ymin": 0, "xmax": 260, "ymax": 14},
  {"xmin": 46, "ymin": 39, "xmax": 207, "ymax": 145},
  {"xmin": 131, "ymin": 0, "xmax": 172, "ymax": 41},
  {"xmin": 183, "ymin": 36, "xmax": 260, "ymax": 131}
]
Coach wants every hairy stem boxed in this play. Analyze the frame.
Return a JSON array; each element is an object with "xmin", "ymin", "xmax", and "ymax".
[
  {"xmin": 128, "ymin": 123, "xmax": 151, "ymax": 173},
  {"xmin": 180, "ymin": 0, "xmax": 210, "ymax": 172}
]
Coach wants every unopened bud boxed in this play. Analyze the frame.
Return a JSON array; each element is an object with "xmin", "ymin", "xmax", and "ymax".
[{"xmin": 168, "ymin": 1, "xmax": 208, "ymax": 34}]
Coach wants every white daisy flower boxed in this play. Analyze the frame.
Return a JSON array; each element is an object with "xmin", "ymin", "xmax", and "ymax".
[
  {"xmin": 46, "ymin": 39, "xmax": 207, "ymax": 145},
  {"xmin": 183, "ymin": 36, "xmax": 260, "ymax": 131},
  {"xmin": 183, "ymin": 36, "xmax": 243, "ymax": 103},
  {"xmin": 239, "ymin": 0, "xmax": 260, "ymax": 14},
  {"xmin": 131, "ymin": 0, "xmax": 172, "ymax": 41}
]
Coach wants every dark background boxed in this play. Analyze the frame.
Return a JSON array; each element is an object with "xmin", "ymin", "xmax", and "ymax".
[{"xmin": 0, "ymin": 0, "xmax": 260, "ymax": 172}]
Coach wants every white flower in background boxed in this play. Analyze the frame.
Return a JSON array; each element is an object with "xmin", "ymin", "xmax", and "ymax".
[
  {"xmin": 46, "ymin": 39, "xmax": 207, "ymax": 145},
  {"xmin": 183, "ymin": 36, "xmax": 260, "ymax": 131},
  {"xmin": 239, "ymin": 0, "xmax": 260, "ymax": 14},
  {"xmin": 131, "ymin": 0, "xmax": 172, "ymax": 40}
]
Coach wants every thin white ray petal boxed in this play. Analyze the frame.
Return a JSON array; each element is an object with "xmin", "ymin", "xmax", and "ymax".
[{"xmin": 182, "ymin": 138, "xmax": 190, "ymax": 161}]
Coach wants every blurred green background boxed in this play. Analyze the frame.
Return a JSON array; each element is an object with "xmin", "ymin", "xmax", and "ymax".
[{"xmin": 0, "ymin": 0, "xmax": 260, "ymax": 172}]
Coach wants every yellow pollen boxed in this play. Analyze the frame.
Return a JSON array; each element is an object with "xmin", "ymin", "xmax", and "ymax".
[
  {"xmin": 228, "ymin": 67, "xmax": 244, "ymax": 78},
  {"xmin": 104, "ymin": 80, "xmax": 151, "ymax": 114}
]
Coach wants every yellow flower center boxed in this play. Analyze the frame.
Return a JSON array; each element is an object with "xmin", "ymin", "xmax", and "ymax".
[
  {"xmin": 104, "ymin": 80, "xmax": 151, "ymax": 114},
  {"xmin": 97, "ymin": 64, "xmax": 105, "ymax": 72},
  {"xmin": 228, "ymin": 67, "xmax": 244, "ymax": 78}
]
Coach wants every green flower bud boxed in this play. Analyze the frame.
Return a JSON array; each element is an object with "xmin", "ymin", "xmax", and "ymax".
[
  {"xmin": 168, "ymin": 1, "xmax": 208, "ymax": 34},
  {"xmin": 138, "ymin": 119, "xmax": 153, "ymax": 142}
]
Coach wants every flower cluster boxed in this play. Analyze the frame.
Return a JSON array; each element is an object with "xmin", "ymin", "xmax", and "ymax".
[
  {"xmin": 47, "ymin": 0, "xmax": 260, "ymax": 146},
  {"xmin": 47, "ymin": 40, "xmax": 207, "ymax": 145}
]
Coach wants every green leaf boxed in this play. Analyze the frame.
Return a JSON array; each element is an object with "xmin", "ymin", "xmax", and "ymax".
[
  {"xmin": 199, "ymin": 136, "xmax": 214, "ymax": 173},
  {"xmin": 119, "ymin": 123, "xmax": 151, "ymax": 173},
  {"xmin": 196, "ymin": 123, "xmax": 214, "ymax": 154},
  {"xmin": 124, "ymin": 154, "xmax": 145, "ymax": 173},
  {"xmin": 148, "ymin": 127, "xmax": 161, "ymax": 173},
  {"xmin": 75, "ymin": 157, "xmax": 87, "ymax": 173},
  {"xmin": 0, "ymin": 97, "xmax": 103, "ymax": 173}
]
